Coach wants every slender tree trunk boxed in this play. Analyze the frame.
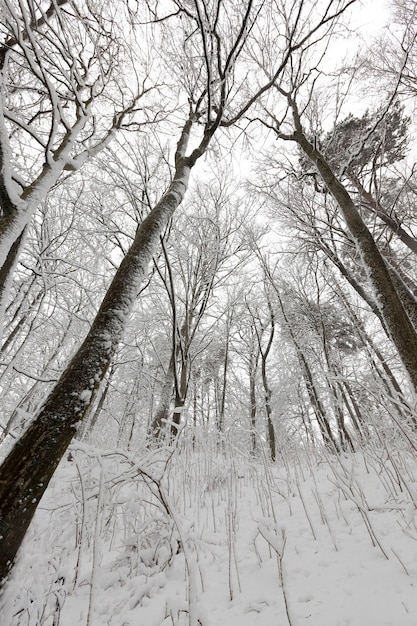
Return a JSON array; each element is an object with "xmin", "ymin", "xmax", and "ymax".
[
  {"xmin": 291, "ymin": 330, "xmax": 338, "ymax": 449},
  {"xmin": 81, "ymin": 368, "xmax": 112, "ymax": 440},
  {"xmin": 218, "ymin": 324, "xmax": 231, "ymax": 434},
  {"xmin": 340, "ymin": 291, "xmax": 413, "ymax": 421},
  {"xmin": 0, "ymin": 228, "xmax": 28, "ymax": 346},
  {"xmin": 348, "ymin": 173, "xmax": 417, "ymax": 256},
  {"xmin": 341, "ymin": 379, "xmax": 369, "ymax": 441},
  {"xmin": 249, "ymin": 358, "xmax": 258, "ymax": 455},
  {"xmin": 299, "ymin": 352, "xmax": 339, "ymax": 451},
  {"xmin": 261, "ymin": 362, "xmax": 276, "ymax": 462},
  {"xmin": 258, "ymin": 293, "xmax": 276, "ymax": 462},
  {"xmin": 0, "ymin": 288, "xmax": 43, "ymax": 355},
  {"xmin": 171, "ymin": 397, "xmax": 185, "ymax": 438},
  {"xmin": 149, "ymin": 354, "xmax": 175, "ymax": 439},
  {"xmin": 316, "ymin": 239, "xmax": 388, "ymax": 332},
  {"xmin": 171, "ymin": 355, "xmax": 189, "ymax": 438},
  {"xmin": 385, "ymin": 263, "xmax": 417, "ymax": 331},
  {"xmin": 0, "ymin": 314, "xmax": 74, "ymax": 444},
  {"xmin": 327, "ymin": 371, "xmax": 355, "ymax": 452},
  {"xmin": 320, "ymin": 327, "xmax": 355, "ymax": 452}
]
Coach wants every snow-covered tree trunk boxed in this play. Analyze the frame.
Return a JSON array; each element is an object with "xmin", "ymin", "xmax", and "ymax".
[
  {"xmin": 286, "ymin": 100, "xmax": 417, "ymax": 396},
  {"xmin": 0, "ymin": 121, "xmax": 194, "ymax": 586}
]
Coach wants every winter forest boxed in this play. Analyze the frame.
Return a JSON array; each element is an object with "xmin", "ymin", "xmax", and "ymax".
[{"xmin": 1, "ymin": 0, "xmax": 417, "ymax": 624}]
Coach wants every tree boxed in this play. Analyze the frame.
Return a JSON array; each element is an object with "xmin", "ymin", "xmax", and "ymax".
[
  {"xmin": 365, "ymin": 0, "xmax": 417, "ymax": 100},
  {"xmin": 250, "ymin": 135, "xmax": 415, "ymax": 444},
  {"xmin": 306, "ymin": 103, "xmax": 417, "ymax": 258},
  {"xmin": 246, "ymin": 287, "xmax": 277, "ymax": 461},
  {"xmin": 0, "ymin": 0, "xmax": 269, "ymax": 587},
  {"xmin": 251, "ymin": 49, "xmax": 417, "ymax": 396},
  {"xmin": 0, "ymin": 0, "xmax": 369, "ymax": 587},
  {"xmin": 284, "ymin": 95, "xmax": 417, "ymax": 394},
  {"xmin": 0, "ymin": 0, "xmax": 149, "ymax": 338},
  {"xmin": 150, "ymin": 178, "xmax": 250, "ymax": 440}
]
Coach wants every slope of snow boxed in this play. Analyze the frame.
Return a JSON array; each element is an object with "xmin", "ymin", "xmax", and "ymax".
[{"xmin": 2, "ymin": 435, "xmax": 417, "ymax": 625}]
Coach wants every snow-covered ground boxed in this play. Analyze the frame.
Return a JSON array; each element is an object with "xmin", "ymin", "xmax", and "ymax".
[{"xmin": 2, "ymin": 433, "xmax": 417, "ymax": 625}]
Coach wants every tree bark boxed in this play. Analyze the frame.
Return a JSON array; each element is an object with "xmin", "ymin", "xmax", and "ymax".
[{"xmin": 0, "ymin": 228, "xmax": 29, "ymax": 346}]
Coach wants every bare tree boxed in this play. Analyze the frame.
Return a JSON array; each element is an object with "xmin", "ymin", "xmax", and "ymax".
[
  {"xmin": 0, "ymin": 0, "xmax": 151, "ymax": 336},
  {"xmin": 280, "ymin": 94, "xmax": 417, "ymax": 394},
  {"xmin": 0, "ymin": 0, "xmax": 269, "ymax": 588},
  {"xmin": 364, "ymin": 0, "xmax": 417, "ymax": 101},
  {"xmin": 244, "ymin": 0, "xmax": 417, "ymax": 395},
  {"xmin": 0, "ymin": 0, "xmax": 370, "ymax": 587},
  {"xmin": 150, "ymin": 179, "xmax": 249, "ymax": 440},
  {"xmin": 246, "ymin": 287, "xmax": 277, "ymax": 461}
]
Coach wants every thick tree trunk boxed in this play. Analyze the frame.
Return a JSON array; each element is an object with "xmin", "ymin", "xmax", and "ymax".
[
  {"xmin": 292, "ymin": 123, "xmax": 417, "ymax": 393},
  {"xmin": 0, "ymin": 131, "xmax": 193, "ymax": 587}
]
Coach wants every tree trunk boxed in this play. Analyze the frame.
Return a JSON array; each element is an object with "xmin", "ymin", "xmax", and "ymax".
[
  {"xmin": 262, "ymin": 368, "xmax": 276, "ymax": 462},
  {"xmin": 249, "ymin": 358, "xmax": 258, "ymax": 455},
  {"xmin": 218, "ymin": 322, "xmax": 231, "ymax": 434},
  {"xmin": 171, "ymin": 396, "xmax": 185, "ymax": 438},
  {"xmin": 259, "ymin": 294, "xmax": 276, "ymax": 462},
  {"xmin": 341, "ymin": 379, "xmax": 369, "ymax": 441},
  {"xmin": 149, "ymin": 354, "xmax": 175, "ymax": 439},
  {"xmin": 290, "ymin": 114, "xmax": 417, "ymax": 393},
  {"xmin": 0, "ymin": 123, "xmax": 194, "ymax": 587},
  {"xmin": 278, "ymin": 294, "xmax": 339, "ymax": 451},
  {"xmin": 81, "ymin": 368, "xmax": 112, "ymax": 440},
  {"xmin": 0, "ymin": 228, "xmax": 28, "ymax": 346}
]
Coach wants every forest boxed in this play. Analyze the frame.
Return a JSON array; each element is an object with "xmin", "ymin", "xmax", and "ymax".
[{"xmin": 1, "ymin": 0, "xmax": 417, "ymax": 624}]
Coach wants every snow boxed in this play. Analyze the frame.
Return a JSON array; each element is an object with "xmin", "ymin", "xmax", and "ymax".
[
  {"xmin": 2, "ymin": 437, "xmax": 417, "ymax": 625},
  {"xmin": 79, "ymin": 390, "xmax": 92, "ymax": 403}
]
